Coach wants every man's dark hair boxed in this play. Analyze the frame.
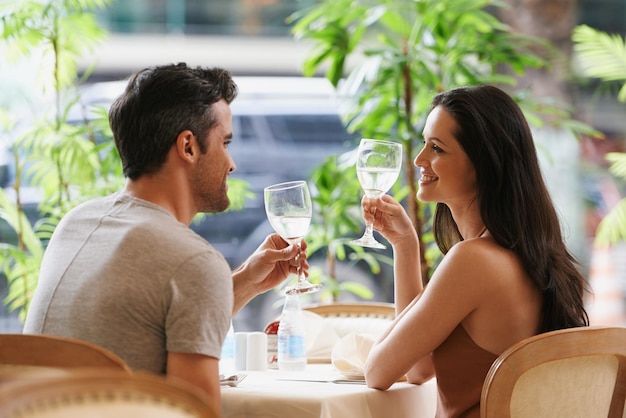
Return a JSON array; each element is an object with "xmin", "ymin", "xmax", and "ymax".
[{"xmin": 109, "ymin": 62, "xmax": 238, "ymax": 179}]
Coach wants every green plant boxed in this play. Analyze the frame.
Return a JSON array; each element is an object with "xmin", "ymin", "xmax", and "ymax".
[
  {"xmin": 291, "ymin": 0, "xmax": 597, "ymax": 281},
  {"xmin": 306, "ymin": 154, "xmax": 381, "ymax": 302},
  {"xmin": 573, "ymin": 25, "xmax": 626, "ymax": 245},
  {"xmin": 0, "ymin": 0, "xmax": 117, "ymax": 320},
  {"xmin": 0, "ymin": 0, "xmax": 253, "ymax": 321}
]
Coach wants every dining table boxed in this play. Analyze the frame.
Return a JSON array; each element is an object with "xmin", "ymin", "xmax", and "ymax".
[{"xmin": 220, "ymin": 363, "xmax": 437, "ymax": 418}]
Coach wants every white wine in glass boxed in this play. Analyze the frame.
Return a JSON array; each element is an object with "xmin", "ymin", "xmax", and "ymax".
[
  {"xmin": 350, "ymin": 138, "xmax": 402, "ymax": 249},
  {"xmin": 264, "ymin": 180, "xmax": 322, "ymax": 295}
]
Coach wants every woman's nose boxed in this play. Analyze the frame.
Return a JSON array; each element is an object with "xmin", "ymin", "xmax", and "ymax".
[{"xmin": 414, "ymin": 147, "xmax": 427, "ymax": 167}]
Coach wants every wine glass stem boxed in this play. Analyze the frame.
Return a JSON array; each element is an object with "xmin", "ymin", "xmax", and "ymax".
[
  {"xmin": 364, "ymin": 221, "xmax": 375, "ymax": 238},
  {"xmin": 296, "ymin": 240, "xmax": 305, "ymax": 283},
  {"xmin": 364, "ymin": 197, "xmax": 376, "ymax": 238}
]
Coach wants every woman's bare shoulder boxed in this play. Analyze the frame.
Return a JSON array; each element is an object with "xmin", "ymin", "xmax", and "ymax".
[
  {"xmin": 441, "ymin": 237, "xmax": 525, "ymax": 286},
  {"xmin": 449, "ymin": 236, "xmax": 516, "ymax": 262},
  {"xmin": 442, "ymin": 237, "xmax": 541, "ymax": 352}
]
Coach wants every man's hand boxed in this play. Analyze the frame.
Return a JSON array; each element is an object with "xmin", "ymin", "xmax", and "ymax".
[{"xmin": 231, "ymin": 234, "xmax": 309, "ymax": 313}]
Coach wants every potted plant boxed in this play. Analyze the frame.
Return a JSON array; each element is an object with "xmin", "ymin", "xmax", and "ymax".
[
  {"xmin": 306, "ymin": 153, "xmax": 390, "ymax": 302},
  {"xmin": 291, "ymin": 0, "xmax": 599, "ymax": 282},
  {"xmin": 0, "ymin": 0, "xmax": 117, "ymax": 320},
  {"xmin": 0, "ymin": 0, "xmax": 254, "ymax": 321}
]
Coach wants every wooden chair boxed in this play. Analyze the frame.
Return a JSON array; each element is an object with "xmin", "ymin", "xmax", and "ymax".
[
  {"xmin": 481, "ymin": 326, "xmax": 626, "ymax": 418},
  {"xmin": 303, "ymin": 302, "xmax": 395, "ymax": 320},
  {"xmin": 0, "ymin": 369, "xmax": 219, "ymax": 418},
  {"xmin": 302, "ymin": 302, "xmax": 395, "ymax": 339},
  {"xmin": 0, "ymin": 334, "xmax": 131, "ymax": 375}
]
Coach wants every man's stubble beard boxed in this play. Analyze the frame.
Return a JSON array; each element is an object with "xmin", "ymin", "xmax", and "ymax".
[
  {"xmin": 191, "ymin": 166, "xmax": 231, "ymax": 214},
  {"xmin": 196, "ymin": 187, "xmax": 230, "ymax": 214}
]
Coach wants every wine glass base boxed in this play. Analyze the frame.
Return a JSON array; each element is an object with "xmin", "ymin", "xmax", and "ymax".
[
  {"xmin": 349, "ymin": 237, "xmax": 386, "ymax": 249},
  {"xmin": 285, "ymin": 283, "xmax": 323, "ymax": 295}
]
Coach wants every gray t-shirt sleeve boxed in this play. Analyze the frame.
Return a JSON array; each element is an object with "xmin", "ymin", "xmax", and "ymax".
[{"xmin": 164, "ymin": 251, "xmax": 234, "ymax": 360}]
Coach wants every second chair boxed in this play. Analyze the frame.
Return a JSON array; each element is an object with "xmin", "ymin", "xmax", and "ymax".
[
  {"xmin": 481, "ymin": 325, "xmax": 626, "ymax": 418},
  {"xmin": 0, "ymin": 333, "xmax": 131, "ymax": 377},
  {"xmin": 0, "ymin": 369, "xmax": 219, "ymax": 418}
]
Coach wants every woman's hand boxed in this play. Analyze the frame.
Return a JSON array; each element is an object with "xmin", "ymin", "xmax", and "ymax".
[{"xmin": 363, "ymin": 195, "xmax": 417, "ymax": 247}]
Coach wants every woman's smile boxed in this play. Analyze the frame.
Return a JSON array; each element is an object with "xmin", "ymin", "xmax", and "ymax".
[{"xmin": 419, "ymin": 172, "xmax": 439, "ymax": 185}]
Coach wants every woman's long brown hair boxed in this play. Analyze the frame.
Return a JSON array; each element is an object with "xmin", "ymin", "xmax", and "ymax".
[{"xmin": 430, "ymin": 85, "xmax": 589, "ymax": 331}]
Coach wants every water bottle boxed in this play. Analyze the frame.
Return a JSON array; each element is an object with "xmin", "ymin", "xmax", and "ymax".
[
  {"xmin": 277, "ymin": 294, "xmax": 307, "ymax": 371},
  {"xmin": 220, "ymin": 322, "xmax": 235, "ymax": 374}
]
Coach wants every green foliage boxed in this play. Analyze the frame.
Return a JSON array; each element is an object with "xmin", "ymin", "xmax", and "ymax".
[
  {"xmin": 0, "ymin": 0, "xmax": 115, "ymax": 320},
  {"xmin": 1, "ymin": 0, "xmax": 110, "ymax": 92},
  {"xmin": 0, "ymin": 0, "xmax": 254, "ymax": 321},
  {"xmin": 513, "ymin": 89, "xmax": 603, "ymax": 138},
  {"xmin": 307, "ymin": 154, "xmax": 362, "ymax": 257},
  {"xmin": 593, "ymin": 151, "xmax": 626, "ymax": 246},
  {"xmin": 291, "ymin": 0, "xmax": 588, "ymax": 281},
  {"xmin": 573, "ymin": 25, "xmax": 626, "ymax": 245},
  {"xmin": 306, "ymin": 153, "xmax": 384, "ymax": 302},
  {"xmin": 573, "ymin": 25, "xmax": 626, "ymax": 102}
]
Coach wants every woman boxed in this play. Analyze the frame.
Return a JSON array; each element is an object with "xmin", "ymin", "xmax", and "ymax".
[{"xmin": 363, "ymin": 85, "xmax": 589, "ymax": 417}]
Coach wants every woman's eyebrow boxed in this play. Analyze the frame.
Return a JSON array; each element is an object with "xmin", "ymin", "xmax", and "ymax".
[{"xmin": 424, "ymin": 136, "xmax": 447, "ymax": 147}]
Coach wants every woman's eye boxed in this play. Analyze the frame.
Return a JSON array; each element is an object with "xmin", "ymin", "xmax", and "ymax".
[{"xmin": 421, "ymin": 139, "xmax": 443, "ymax": 153}]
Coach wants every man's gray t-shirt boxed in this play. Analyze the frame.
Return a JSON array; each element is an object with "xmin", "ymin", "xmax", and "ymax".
[{"xmin": 23, "ymin": 193, "xmax": 234, "ymax": 373}]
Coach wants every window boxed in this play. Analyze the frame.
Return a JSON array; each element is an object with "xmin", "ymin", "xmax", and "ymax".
[
  {"xmin": 96, "ymin": 0, "xmax": 319, "ymax": 36},
  {"xmin": 578, "ymin": 0, "xmax": 626, "ymax": 35},
  {"xmin": 267, "ymin": 115, "xmax": 357, "ymax": 145}
]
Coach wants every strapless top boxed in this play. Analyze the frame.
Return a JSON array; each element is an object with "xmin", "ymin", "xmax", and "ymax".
[{"xmin": 431, "ymin": 324, "xmax": 499, "ymax": 418}]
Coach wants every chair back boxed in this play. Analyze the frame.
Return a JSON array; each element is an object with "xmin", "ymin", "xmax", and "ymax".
[
  {"xmin": 304, "ymin": 302, "xmax": 395, "ymax": 319},
  {"xmin": 303, "ymin": 302, "xmax": 395, "ymax": 338},
  {"xmin": 0, "ymin": 370, "xmax": 219, "ymax": 418},
  {"xmin": 0, "ymin": 334, "xmax": 131, "ymax": 372},
  {"xmin": 481, "ymin": 326, "xmax": 626, "ymax": 418}
]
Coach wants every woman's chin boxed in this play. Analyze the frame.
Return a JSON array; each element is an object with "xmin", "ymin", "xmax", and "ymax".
[{"xmin": 416, "ymin": 191, "xmax": 435, "ymax": 203}]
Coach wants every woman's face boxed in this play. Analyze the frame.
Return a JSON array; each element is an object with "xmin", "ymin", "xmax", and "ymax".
[{"xmin": 414, "ymin": 106, "xmax": 477, "ymax": 208}]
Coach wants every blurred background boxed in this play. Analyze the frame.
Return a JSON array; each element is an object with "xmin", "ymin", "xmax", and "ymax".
[{"xmin": 1, "ymin": 0, "xmax": 625, "ymax": 333}]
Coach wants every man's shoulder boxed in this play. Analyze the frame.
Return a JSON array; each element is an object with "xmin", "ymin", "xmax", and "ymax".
[{"xmin": 62, "ymin": 193, "xmax": 120, "ymax": 218}]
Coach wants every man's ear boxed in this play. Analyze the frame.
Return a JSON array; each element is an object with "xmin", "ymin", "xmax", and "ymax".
[{"xmin": 175, "ymin": 130, "xmax": 197, "ymax": 163}]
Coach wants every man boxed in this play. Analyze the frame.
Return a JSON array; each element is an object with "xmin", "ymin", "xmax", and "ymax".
[{"xmin": 23, "ymin": 63, "xmax": 307, "ymax": 412}]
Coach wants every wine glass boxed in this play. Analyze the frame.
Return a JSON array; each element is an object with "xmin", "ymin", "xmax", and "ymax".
[
  {"xmin": 264, "ymin": 180, "xmax": 322, "ymax": 295},
  {"xmin": 350, "ymin": 138, "xmax": 402, "ymax": 249}
]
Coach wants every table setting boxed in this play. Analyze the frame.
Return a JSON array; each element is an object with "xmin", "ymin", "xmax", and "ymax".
[
  {"xmin": 220, "ymin": 309, "xmax": 437, "ymax": 418},
  {"xmin": 220, "ymin": 361, "xmax": 436, "ymax": 418},
  {"xmin": 220, "ymin": 162, "xmax": 436, "ymax": 417}
]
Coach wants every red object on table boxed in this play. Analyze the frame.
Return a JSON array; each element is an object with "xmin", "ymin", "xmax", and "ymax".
[{"xmin": 264, "ymin": 321, "xmax": 280, "ymax": 369}]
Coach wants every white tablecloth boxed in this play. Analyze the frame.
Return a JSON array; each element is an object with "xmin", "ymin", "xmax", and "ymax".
[{"xmin": 220, "ymin": 364, "xmax": 437, "ymax": 418}]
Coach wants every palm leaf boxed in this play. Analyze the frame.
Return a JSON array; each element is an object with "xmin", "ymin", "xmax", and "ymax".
[
  {"xmin": 572, "ymin": 25, "xmax": 626, "ymax": 102},
  {"xmin": 606, "ymin": 152, "xmax": 626, "ymax": 179},
  {"xmin": 573, "ymin": 27, "xmax": 626, "ymax": 246},
  {"xmin": 595, "ymin": 199, "xmax": 626, "ymax": 246}
]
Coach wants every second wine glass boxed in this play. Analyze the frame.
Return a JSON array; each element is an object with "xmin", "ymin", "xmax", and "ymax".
[
  {"xmin": 264, "ymin": 180, "xmax": 322, "ymax": 295},
  {"xmin": 350, "ymin": 138, "xmax": 402, "ymax": 249}
]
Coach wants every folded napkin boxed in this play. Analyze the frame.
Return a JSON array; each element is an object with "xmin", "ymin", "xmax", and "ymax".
[
  {"xmin": 330, "ymin": 332, "xmax": 377, "ymax": 377},
  {"xmin": 302, "ymin": 310, "xmax": 340, "ymax": 360}
]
